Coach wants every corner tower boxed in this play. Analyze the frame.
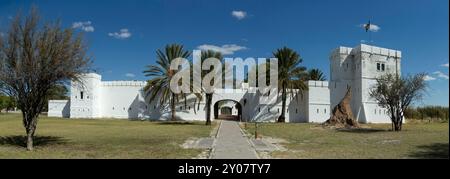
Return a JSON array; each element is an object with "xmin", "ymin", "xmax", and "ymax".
[
  {"xmin": 70, "ymin": 73, "xmax": 102, "ymax": 118},
  {"xmin": 330, "ymin": 44, "xmax": 401, "ymax": 123}
]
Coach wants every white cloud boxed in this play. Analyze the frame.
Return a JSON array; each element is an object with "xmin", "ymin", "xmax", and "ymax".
[
  {"xmin": 72, "ymin": 21, "xmax": 95, "ymax": 32},
  {"xmin": 231, "ymin": 10, "xmax": 247, "ymax": 20},
  {"xmin": 360, "ymin": 23, "xmax": 380, "ymax": 32},
  {"xmin": 108, "ymin": 29, "xmax": 131, "ymax": 39},
  {"xmin": 441, "ymin": 63, "xmax": 449, "ymax": 68},
  {"xmin": 433, "ymin": 71, "xmax": 449, "ymax": 80},
  {"xmin": 423, "ymin": 75, "xmax": 436, "ymax": 81},
  {"xmin": 197, "ymin": 44, "xmax": 247, "ymax": 55},
  {"xmin": 360, "ymin": 40, "xmax": 374, "ymax": 44},
  {"xmin": 125, "ymin": 73, "xmax": 135, "ymax": 78}
]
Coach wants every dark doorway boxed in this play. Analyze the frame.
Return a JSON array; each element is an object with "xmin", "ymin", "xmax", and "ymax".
[{"xmin": 213, "ymin": 100, "xmax": 242, "ymax": 121}]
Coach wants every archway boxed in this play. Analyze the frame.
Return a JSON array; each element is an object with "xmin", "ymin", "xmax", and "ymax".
[{"xmin": 213, "ymin": 100, "xmax": 242, "ymax": 121}]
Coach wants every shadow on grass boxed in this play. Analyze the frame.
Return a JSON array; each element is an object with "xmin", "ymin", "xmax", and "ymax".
[
  {"xmin": 336, "ymin": 128, "xmax": 387, "ymax": 133},
  {"xmin": 408, "ymin": 143, "xmax": 449, "ymax": 159},
  {"xmin": 0, "ymin": 135, "xmax": 67, "ymax": 148},
  {"xmin": 155, "ymin": 121, "xmax": 197, "ymax": 125}
]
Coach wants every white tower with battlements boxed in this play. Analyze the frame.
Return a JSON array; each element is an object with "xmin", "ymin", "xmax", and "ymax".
[{"xmin": 330, "ymin": 44, "xmax": 401, "ymax": 123}]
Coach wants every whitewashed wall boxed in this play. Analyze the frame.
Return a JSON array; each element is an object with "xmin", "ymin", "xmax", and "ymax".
[
  {"xmin": 306, "ymin": 81, "xmax": 331, "ymax": 123},
  {"xmin": 48, "ymin": 100, "xmax": 70, "ymax": 118},
  {"xmin": 59, "ymin": 75, "xmax": 330, "ymax": 123},
  {"xmin": 50, "ymin": 44, "xmax": 400, "ymax": 124},
  {"xmin": 99, "ymin": 81, "xmax": 147, "ymax": 119}
]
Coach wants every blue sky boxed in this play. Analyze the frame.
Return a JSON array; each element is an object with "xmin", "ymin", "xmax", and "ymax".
[{"xmin": 0, "ymin": 0, "xmax": 448, "ymax": 106}]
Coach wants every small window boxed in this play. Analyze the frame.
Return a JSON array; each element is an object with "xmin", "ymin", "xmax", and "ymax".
[
  {"xmin": 75, "ymin": 96, "xmax": 77, "ymax": 99},
  {"xmin": 188, "ymin": 106, "xmax": 191, "ymax": 110},
  {"xmin": 180, "ymin": 106, "xmax": 182, "ymax": 110},
  {"xmin": 87, "ymin": 96, "xmax": 89, "ymax": 99},
  {"xmin": 123, "ymin": 107, "xmax": 125, "ymax": 111},
  {"xmin": 287, "ymin": 109, "xmax": 289, "ymax": 113},
  {"xmin": 80, "ymin": 91, "xmax": 84, "ymax": 99},
  {"xmin": 268, "ymin": 108, "xmax": 270, "ymax": 112},
  {"xmin": 258, "ymin": 107, "xmax": 261, "ymax": 112},
  {"xmin": 375, "ymin": 109, "xmax": 377, "ymax": 114},
  {"xmin": 296, "ymin": 109, "xmax": 298, "ymax": 114},
  {"xmin": 317, "ymin": 109, "xmax": 319, "ymax": 114},
  {"xmin": 324, "ymin": 109, "xmax": 327, "ymax": 114},
  {"xmin": 154, "ymin": 105, "xmax": 156, "ymax": 109},
  {"xmin": 277, "ymin": 108, "xmax": 280, "ymax": 113},
  {"xmin": 381, "ymin": 64, "xmax": 385, "ymax": 71},
  {"xmin": 377, "ymin": 63, "xmax": 380, "ymax": 71},
  {"xmin": 129, "ymin": 107, "xmax": 132, "ymax": 111}
]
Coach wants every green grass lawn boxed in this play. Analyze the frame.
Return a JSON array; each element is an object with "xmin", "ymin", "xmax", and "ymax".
[
  {"xmin": 0, "ymin": 113, "xmax": 215, "ymax": 159},
  {"xmin": 242, "ymin": 121, "xmax": 449, "ymax": 159}
]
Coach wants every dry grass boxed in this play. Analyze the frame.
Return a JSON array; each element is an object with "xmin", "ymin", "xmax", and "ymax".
[
  {"xmin": 242, "ymin": 121, "xmax": 449, "ymax": 159},
  {"xmin": 0, "ymin": 113, "xmax": 216, "ymax": 159}
]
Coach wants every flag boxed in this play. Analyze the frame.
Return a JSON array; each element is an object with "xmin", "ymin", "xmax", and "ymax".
[{"xmin": 364, "ymin": 21, "xmax": 371, "ymax": 32}]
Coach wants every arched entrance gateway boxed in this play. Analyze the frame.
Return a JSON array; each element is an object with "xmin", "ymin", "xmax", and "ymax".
[{"xmin": 213, "ymin": 100, "xmax": 242, "ymax": 121}]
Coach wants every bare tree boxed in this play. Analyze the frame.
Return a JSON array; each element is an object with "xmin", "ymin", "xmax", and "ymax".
[
  {"xmin": 369, "ymin": 73, "xmax": 427, "ymax": 131},
  {"xmin": 0, "ymin": 8, "xmax": 92, "ymax": 150}
]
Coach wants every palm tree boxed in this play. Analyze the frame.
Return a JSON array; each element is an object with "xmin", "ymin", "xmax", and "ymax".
[
  {"xmin": 273, "ymin": 47, "xmax": 308, "ymax": 122},
  {"xmin": 143, "ymin": 44, "xmax": 191, "ymax": 121},
  {"xmin": 308, "ymin": 68, "xmax": 326, "ymax": 81},
  {"xmin": 199, "ymin": 50, "xmax": 223, "ymax": 125}
]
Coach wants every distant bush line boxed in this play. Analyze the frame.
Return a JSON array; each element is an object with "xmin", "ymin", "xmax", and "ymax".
[{"xmin": 405, "ymin": 106, "xmax": 449, "ymax": 121}]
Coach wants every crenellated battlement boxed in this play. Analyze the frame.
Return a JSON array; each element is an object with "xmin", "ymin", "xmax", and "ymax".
[
  {"xmin": 307, "ymin": 81, "xmax": 329, "ymax": 88},
  {"xmin": 330, "ymin": 44, "xmax": 401, "ymax": 58}
]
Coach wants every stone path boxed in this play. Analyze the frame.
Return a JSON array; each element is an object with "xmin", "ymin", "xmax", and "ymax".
[{"xmin": 210, "ymin": 120, "xmax": 259, "ymax": 159}]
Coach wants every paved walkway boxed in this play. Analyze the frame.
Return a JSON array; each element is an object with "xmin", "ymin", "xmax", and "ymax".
[{"xmin": 210, "ymin": 120, "xmax": 258, "ymax": 159}]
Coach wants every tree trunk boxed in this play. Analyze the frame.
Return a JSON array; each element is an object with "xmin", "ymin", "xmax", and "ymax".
[
  {"xmin": 278, "ymin": 85, "xmax": 286, "ymax": 123},
  {"xmin": 392, "ymin": 113, "xmax": 403, "ymax": 131},
  {"xmin": 26, "ymin": 130, "xmax": 34, "ymax": 151},
  {"xmin": 171, "ymin": 93, "xmax": 176, "ymax": 121},
  {"xmin": 24, "ymin": 114, "xmax": 38, "ymax": 151},
  {"xmin": 205, "ymin": 94, "xmax": 212, "ymax": 125},
  {"xmin": 394, "ymin": 122, "xmax": 401, "ymax": 131}
]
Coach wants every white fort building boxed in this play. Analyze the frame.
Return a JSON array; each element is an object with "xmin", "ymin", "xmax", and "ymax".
[{"xmin": 48, "ymin": 44, "xmax": 401, "ymax": 123}]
